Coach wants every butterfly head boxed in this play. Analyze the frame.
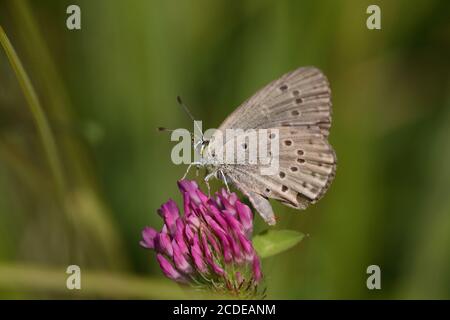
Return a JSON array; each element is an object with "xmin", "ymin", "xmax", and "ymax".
[
  {"xmin": 192, "ymin": 137, "xmax": 212, "ymax": 167},
  {"xmin": 199, "ymin": 139, "xmax": 210, "ymax": 157}
]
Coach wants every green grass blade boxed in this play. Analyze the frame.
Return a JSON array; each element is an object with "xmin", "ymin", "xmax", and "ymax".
[
  {"xmin": 0, "ymin": 263, "xmax": 227, "ymax": 299},
  {"xmin": 0, "ymin": 24, "xmax": 66, "ymax": 196}
]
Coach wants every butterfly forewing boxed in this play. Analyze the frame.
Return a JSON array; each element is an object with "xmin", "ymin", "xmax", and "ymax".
[{"xmin": 218, "ymin": 67, "xmax": 331, "ymax": 134}]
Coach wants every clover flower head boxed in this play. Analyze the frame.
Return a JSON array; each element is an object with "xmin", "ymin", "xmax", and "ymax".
[{"xmin": 140, "ymin": 180, "xmax": 263, "ymax": 297}]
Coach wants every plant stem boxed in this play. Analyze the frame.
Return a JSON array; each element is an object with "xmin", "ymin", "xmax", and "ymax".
[
  {"xmin": 0, "ymin": 24, "xmax": 66, "ymax": 197},
  {"xmin": 0, "ymin": 263, "xmax": 213, "ymax": 299}
]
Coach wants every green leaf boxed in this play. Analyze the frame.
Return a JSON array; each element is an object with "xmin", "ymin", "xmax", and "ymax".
[{"xmin": 253, "ymin": 230, "xmax": 305, "ymax": 258}]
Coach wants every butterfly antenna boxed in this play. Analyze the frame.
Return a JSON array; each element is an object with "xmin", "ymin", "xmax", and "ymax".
[
  {"xmin": 157, "ymin": 126, "xmax": 199, "ymax": 144},
  {"xmin": 157, "ymin": 127, "xmax": 175, "ymax": 132},
  {"xmin": 176, "ymin": 96, "xmax": 204, "ymax": 140}
]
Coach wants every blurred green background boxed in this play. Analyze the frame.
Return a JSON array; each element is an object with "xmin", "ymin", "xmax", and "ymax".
[{"xmin": 0, "ymin": 0, "xmax": 449, "ymax": 299}]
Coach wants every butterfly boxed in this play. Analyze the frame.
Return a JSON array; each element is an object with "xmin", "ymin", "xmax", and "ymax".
[{"xmin": 184, "ymin": 67, "xmax": 336, "ymax": 225}]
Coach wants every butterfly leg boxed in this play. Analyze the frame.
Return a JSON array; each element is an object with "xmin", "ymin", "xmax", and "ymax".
[
  {"xmin": 182, "ymin": 161, "xmax": 201, "ymax": 180},
  {"xmin": 181, "ymin": 163, "xmax": 192, "ymax": 180},
  {"xmin": 219, "ymin": 169, "xmax": 230, "ymax": 192},
  {"xmin": 205, "ymin": 180, "xmax": 211, "ymax": 197},
  {"xmin": 204, "ymin": 171, "xmax": 216, "ymax": 197}
]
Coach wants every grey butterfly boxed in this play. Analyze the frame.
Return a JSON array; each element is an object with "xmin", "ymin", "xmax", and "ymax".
[{"xmin": 190, "ymin": 67, "xmax": 336, "ymax": 225}]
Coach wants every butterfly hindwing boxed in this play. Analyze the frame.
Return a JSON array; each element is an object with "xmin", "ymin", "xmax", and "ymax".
[{"xmin": 218, "ymin": 127, "xmax": 335, "ymax": 224}]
